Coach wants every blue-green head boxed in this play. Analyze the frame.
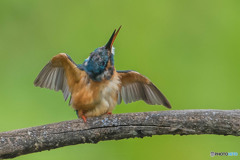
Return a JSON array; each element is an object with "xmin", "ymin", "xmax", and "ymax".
[{"xmin": 83, "ymin": 26, "xmax": 121, "ymax": 81}]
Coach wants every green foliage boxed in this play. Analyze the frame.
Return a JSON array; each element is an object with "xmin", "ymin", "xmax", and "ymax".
[{"xmin": 0, "ymin": 0, "xmax": 239, "ymax": 159}]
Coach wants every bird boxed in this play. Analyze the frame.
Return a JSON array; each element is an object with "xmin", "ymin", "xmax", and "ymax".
[{"xmin": 34, "ymin": 26, "xmax": 171, "ymax": 122}]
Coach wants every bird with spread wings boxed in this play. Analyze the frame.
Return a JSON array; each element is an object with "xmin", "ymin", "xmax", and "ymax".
[{"xmin": 34, "ymin": 26, "xmax": 171, "ymax": 122}]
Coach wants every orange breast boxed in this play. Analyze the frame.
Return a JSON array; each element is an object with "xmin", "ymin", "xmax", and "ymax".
[
  {"xmin": 70, "ymin": 74, "xmax": 99, "ymax": 111},
  {"xmin": 70, "ymin": 71, "xmax": 120, "ymax": 116}
]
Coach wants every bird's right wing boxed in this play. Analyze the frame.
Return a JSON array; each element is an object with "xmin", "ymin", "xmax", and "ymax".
[
  {"xmin": 117, "ymin": 70, "xmax": 171, "ymax": 108},
  {"xmin": 34, "ymin": 53, "xmax": 83, "ymax": 103}
]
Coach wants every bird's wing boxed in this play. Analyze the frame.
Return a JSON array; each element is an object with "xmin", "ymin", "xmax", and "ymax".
[
  {"xmin": 34, "ymin": 53, "xmax": 83, "ymax": 104},
  {"xmin": 117, "ymin": 70, "xmax": 171, "ymax": 108}
]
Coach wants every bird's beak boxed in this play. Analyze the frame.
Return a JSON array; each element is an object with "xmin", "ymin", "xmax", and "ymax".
[{"xmin": 105, "ymin": 26, "xmax": 121, "ymax": 50}]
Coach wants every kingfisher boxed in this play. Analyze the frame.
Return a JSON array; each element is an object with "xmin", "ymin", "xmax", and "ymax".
[{"xmin": 34, "ymin": 26, "xmax": 171, "ymax": 122}]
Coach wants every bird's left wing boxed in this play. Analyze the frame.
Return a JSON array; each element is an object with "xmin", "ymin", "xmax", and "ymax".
[
  {"xmin": 34, "ymin": 53, "xmax": 82, "ymax": 103},
  {"xmin": 117, "ymin": 70, "xmax": 171, "ymax": 108}
]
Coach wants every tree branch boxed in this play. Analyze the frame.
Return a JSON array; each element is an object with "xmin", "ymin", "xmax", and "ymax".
[{"xmin": 1, "ymin": 109, "xmax": 240, "ymax": 159}]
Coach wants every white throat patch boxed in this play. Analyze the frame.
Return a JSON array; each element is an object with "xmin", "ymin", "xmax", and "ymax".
[{"xmin": 111, "ymin": 46, "xmax": 115, "ymax": 55}]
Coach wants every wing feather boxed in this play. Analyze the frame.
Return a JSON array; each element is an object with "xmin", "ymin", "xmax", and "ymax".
[
  {"xmin": 34, "ymin": 61, "xmax": 71, "ymax": 101},
  {"xmin": 34, "ymin": 53, "xmax": 80, "ymax": 103},
  {"xmin": 117, "ymin": 70, "xmax": 171, "ymax": 108}
]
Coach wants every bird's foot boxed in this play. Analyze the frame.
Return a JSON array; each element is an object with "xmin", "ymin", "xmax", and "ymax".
[
  {"xmin": 81, "ymin": 115, "xmax": 87, "ymax": 123},
  {"xmin": 76, "ymin": 110, "xmax": 87, "ymax": 122}
]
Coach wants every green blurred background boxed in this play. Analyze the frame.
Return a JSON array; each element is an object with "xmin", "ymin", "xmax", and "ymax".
[{"xmin": 0, "ymin": 0, "xmax": 240, "ymax": 159}]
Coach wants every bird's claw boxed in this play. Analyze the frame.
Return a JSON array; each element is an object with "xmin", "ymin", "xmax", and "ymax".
[{"xmin": 81, "ymin": 115, "xmax": 87, "ymax": 122}]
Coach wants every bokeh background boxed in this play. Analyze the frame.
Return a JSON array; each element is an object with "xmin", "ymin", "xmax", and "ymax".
[{"xmin": 0, "ymin": 0, "xmax": 240, "ymax": 159}]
